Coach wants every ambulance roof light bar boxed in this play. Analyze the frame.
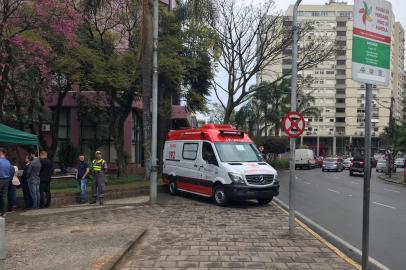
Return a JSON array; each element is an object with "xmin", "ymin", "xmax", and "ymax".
[{"xmin": 219, "ymin": 130, "xmax": 245, "ymax": 138}]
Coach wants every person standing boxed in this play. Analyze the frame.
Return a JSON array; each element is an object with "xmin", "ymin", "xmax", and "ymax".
[
  {"xmin": 20, "ymin": 156, "xmax": 32, "ymax": 209},
  {"xmin": 90, "ymin": 151, "xmax": 107, "ymax": 205},
  {"xmin": 8, "ymin": 158, "xmax": 19, "ymax": 212},
  {"xmin": 76, "ymin": 154, "xmax": 90, "ymax": 204},
  {"xmin": 0, "ymin": 147, "xmax": 12, "ymax": 217},
  {"xmin": 27, "ymin": 152, "xmax": 41, "ymax": 209},
  {"xmin": 39, "ymin": 151, "xmax": 53, "ymax": 208}
]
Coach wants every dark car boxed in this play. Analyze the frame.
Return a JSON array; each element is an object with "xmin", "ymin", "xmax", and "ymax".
[
  {"xmin": 349, "ymin": 157, "xmax": 377, "ymax": 176},
  {"xmin": 322, "ymin": 158, "xmax": 344, "ymax": 172}
]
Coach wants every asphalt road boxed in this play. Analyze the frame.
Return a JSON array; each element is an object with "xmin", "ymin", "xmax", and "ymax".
[{"xmin": 278, "ymin": 167, "xmax": 406, "ymax": 270}]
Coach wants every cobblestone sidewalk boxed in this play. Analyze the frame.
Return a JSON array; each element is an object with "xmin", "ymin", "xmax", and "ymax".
[{"xmin": 1, "ymin": 194, "xmax": 356, "ymax": 270}]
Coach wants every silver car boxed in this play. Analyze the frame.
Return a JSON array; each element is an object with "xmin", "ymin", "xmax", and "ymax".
[
  {"xmin": 343, "ymin": 158, "xmax": 353, "ymax": 170},
  {"xmin": 376, "ymin": 160, "xmax": 397, "ymax": 173},
  {"xmin": 322, "ymin": 158, "xmax": 344, "ymax": 172},
  {"xmin": 395, "ymin": 158, "xmax": 405, "ymax": 168}
]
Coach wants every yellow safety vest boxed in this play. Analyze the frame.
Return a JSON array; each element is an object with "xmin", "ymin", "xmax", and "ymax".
[{"xmin": 92, "ymin": 159, "xmax": 105, "ymax": 173}]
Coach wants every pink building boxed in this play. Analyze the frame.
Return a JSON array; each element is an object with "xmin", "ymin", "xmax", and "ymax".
[{"xmin": 44, "ymin": 90, "xmax": 193, "ymax": 174}]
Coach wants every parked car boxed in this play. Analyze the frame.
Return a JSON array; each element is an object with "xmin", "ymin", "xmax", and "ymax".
[
  {"xmin": 349, "ymin": 157, "xmax": 377, "ymax": 176},
  {"xmin": 322, "ymin": 158, "xmax": 344, "ymax": 172},
  {"xmin": 343, "ymin": 157, "xmax": 353, "ymax": 170},
  {"xmin": 395, "ymin": 157, "xmax": 405, "ymax": 168},
  {"xmin": 376, "ymin": 160, "xmax": 397, "ymax": 173},
  {"xmin": 295, "ymin": 149, "xmax": 316, "ymax": 169}
]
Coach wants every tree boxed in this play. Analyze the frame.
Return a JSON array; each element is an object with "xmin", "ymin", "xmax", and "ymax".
[
  {"xmin": 209, "ymin": 0, "xmax": 334, "ymax": 123},
  {"xmin": 1, "ymin": 0, "xmax": 82, "ymax": 158}
]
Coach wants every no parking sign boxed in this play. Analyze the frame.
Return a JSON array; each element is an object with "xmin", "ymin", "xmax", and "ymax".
[{"xmin": 282, "ymin": 112, "xmax": 305, "ymax": 138}]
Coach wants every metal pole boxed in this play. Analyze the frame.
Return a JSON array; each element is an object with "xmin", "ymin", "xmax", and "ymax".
[
  {"xmin": 0, "ymin": 217, "xmax": 5, "ymax": 259},
  {"xmin": 362, "ymin": 83, "xmax": 372, "ymax": 269},
  {"xmin": 289, "ymin": 0, "xmax": 302, "ymax": 236},
  {"xmin": 150, "ymin": 0, "xmax": 159, "ymax": 205}
]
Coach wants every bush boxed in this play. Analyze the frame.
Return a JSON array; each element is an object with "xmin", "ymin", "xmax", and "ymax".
[
  {"xmin": 255, "ymin": 136, "xmax": 289, "ymax": 155},
  {"xmin": 269, "ymin": 158, "xmax": 289, "ymax": 170}
]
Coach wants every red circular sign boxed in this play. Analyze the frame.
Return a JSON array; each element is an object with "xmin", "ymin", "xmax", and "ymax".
[{"xmin": 282, "ymin": 112, "xmax": 305, "ymax": 138}]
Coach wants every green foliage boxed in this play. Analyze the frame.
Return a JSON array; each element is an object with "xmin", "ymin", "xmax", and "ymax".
[
  {"xmin": 299, "ymin": 145, "xmax": 309, "ymax": 149},
  {"xmin": 269, "ymin": 159, "xmax": 289, "ymax": 170},
  {"xmin": 57, "ymin": 142, "xmax": 79, "ymax": 167},
  {"xmin": 396, "ymin": 125, "xmax": 406, "ymax": 152},
  {"xmin": 254, "ymin": 137, "xmax": 289, "ymax": 155}
]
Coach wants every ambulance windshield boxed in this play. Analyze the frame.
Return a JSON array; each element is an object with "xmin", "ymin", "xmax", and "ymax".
[{"xmin": 215, "ymin": 142, "xmax": 263, "ymax": 162}]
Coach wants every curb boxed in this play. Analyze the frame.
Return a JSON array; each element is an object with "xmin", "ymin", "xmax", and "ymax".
[
  {"xmin": 99, "ymin": 228, "xmax": 147, "ymax": 270},
  {"xmin": 378, "ymin": 175, "xmax": 406, "ymax": 185},
  {"xmin": 273, "ymin": 198, "xmax": 390, "ymax": 270}
]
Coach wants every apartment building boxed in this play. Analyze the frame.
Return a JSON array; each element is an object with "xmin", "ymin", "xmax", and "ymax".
[{"xmin": 258, "ymin": 0, "xmax": 405, "ymax": 156}]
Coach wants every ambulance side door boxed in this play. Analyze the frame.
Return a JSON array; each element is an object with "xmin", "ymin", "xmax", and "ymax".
[{"xmin": 199, "ymin": 142, "xmax": 218, "ymax": 183}]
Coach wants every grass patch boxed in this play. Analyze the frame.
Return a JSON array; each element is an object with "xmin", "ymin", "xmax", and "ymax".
[{"xmin": 18, "ymin": 175, "xmax": 158, "ymax": 196}]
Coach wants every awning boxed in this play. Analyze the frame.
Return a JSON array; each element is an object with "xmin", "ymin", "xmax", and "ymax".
[{"xmin": 0, "ymin": 123, "xmax": 39, "ymax": 146}]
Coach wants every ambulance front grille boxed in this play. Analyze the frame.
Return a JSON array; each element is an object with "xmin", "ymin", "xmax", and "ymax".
[{"xmin": 245, "ymin": 174, "xmax": 274, "ymax": 185}]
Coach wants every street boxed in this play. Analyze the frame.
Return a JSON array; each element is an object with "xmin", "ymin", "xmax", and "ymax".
[{"xmin": 278, "ymin": 168, "xmax": 406, "ymax": 270}]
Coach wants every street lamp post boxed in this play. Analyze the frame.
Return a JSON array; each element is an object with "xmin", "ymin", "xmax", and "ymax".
[
  {"xmin": 150, "ymin": 0, "xmax": 159, "ymax": 205},
  {"xmin": 289, "ymin": 0, "xmax": 302, "ymax": 236}
]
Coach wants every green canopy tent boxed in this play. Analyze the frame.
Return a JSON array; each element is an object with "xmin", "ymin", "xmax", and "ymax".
[{"xmin": 0, "ymin": 123, "xmax": 39, "ymax": 153}]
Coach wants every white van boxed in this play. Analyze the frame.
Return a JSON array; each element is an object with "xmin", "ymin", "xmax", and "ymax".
[
  {"xmin": 162, "ymin": 124, "xmax": 279, "ymax": 206},
  {"xmin": 295, "ymin": 149, "xmax": 315, "ymax": 169}
]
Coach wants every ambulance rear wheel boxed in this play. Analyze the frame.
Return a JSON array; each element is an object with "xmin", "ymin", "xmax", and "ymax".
[
  {"xmin": 213, "ymin": 185, "xmax": 228, "ymax": 206},
  {"xmin": 257, "ymin": 198, "xmax": 273, "ymax": 205},
  {"xmin": 169, "ymin": 181, "xmax": 177, "ymax": 195}
]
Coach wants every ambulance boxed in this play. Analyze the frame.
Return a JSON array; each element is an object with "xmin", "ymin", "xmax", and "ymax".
[{"xmin": 162, "ymin": 124, "xmax": 279, "ymax": 206}]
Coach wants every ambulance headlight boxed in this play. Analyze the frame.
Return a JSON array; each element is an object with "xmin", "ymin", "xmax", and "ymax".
[{"xmin": 228, "ymin": 172, "xmax": 245, "ymax": 184}]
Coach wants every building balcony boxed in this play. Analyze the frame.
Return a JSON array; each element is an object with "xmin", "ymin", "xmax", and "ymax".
[
  {"xmin": 335, "ymin": 112, "xmax": 346, "ymax": 118},
  {"xmin": 336, "ymin": 65, "xmax": 346, "ymax": 70},
  {"xmin": 336, "ymin": 55, "xmax": 347, "ymax": 60},
  {"xmin": 336, "ymin": 26, "xmax": 348, "ymax": 31},
  {"xmin": 335, "ymin": 74, "xmax": 346, "ymax": 80},
  {"xmin": 336, "ymin": 36, "xmax": 347, "ymax": 41},
  {"xmin": 335, "ymin": 94, "xmax": 346, "ymax": 99},
  {"xmin": 335, "ymin": 122, "xmax": 346, "ymax": 127},
  {"xmin": 335, "ymin": 103, "xmax": 346, "ymax": 108},
  {"xmin": 336, "ymin": 84, "xmax": 346, "ymax": 89}
]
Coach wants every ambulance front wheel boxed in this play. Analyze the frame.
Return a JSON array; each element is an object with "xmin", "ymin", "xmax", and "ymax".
[
  {"xmin": 213, "ymin": 185, "xmax": 228, "ymax": 206},
  {"xmin": 169, "ymin": 180, "xmax": 177, "ymax": 195},
  {"xmin": 257, "ymin": 198, "xmax": 273, "ymax": 205}
]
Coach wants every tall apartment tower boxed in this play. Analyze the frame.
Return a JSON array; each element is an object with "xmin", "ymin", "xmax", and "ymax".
[{"xmin": 258, "ymin": 1, "xmax": 405, "ymax": 156}]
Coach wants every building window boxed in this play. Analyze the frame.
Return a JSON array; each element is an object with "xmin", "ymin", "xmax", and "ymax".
[
  {"xmin": 336, "ymin": 108, "xmax": 345, "ymax": 113},
  {"xmin": 337, "ymin": 21, "xmax": 347, "ymax": 27},
  {"xmin": 336, "ymin": 117, "xmax": 345, "ymax": 123},
  {"xmin": 330, "ymin": 119, "xmax": 334, "ymax": 122},
  {"xmin": 56, "ymin": 109, "xmax": 70, "ymax": 140},
  {"xmin": 80, "ymin": 122, "xmax": 116, "ymax": 163},
  {"xmin": 337, "ymin": 60, "xmax": 346, "ymax": 65},
  {"xmin": 337, "ymin": 31, "xmax": 346, "ymax": 36},
  {"xmin": 336, "ymin": 98, "xmax": 345, "ymax": 103},
  {"xmin": 336, "ymin": 79, "xmax": 346, "ymax": 84}
]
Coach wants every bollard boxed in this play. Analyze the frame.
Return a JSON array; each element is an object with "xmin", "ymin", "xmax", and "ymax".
[{"xmin": 0, "ymin": 217, "xmax": 5, "ymax": 259}]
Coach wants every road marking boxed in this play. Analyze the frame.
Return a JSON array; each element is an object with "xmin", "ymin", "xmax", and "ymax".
[
  {"xmin": 384, "ymin": 188, "xmax": 400, "ymax": 193},
  {"xmin": 372, "ymin": 202, "xmax": 396, "ymax": 209},
  {"xmin": 328, "ymin": 188, "xmax": 340, "ymax": 194},
  {"xmin": 303, "ymin": 181, "xmax": 311, "ymax": 185},
  {"xmin": 350, "ymin": 181, "xmax": 359, "ymax": 185},
  {"xmin": 346, "ymin": 194, "xmax": 353, "ymax": 197}
]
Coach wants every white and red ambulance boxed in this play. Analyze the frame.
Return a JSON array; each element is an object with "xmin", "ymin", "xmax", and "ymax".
[{"xmin": 162, "ymin": 124, "xmax": 279, "ymax": 206}]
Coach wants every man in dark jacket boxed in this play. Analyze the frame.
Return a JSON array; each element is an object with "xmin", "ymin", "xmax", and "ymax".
[{"xmin": 39, "ymin": 151, "xmax": 53, "ymax": 208}]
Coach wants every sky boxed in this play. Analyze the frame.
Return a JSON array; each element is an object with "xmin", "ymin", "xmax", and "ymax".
[{"xmin": 198, "ymin": 0, "xmax": 406, "ymax": 121}]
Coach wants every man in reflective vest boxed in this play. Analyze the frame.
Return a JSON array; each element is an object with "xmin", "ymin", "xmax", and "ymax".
[{"xmin": 90, "ymin": 151, "xmax": 108, "ymax": 205}]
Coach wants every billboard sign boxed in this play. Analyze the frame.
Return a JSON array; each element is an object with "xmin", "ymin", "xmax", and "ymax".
[{"xmin": 352, "ymin": 0, "xmax": 392, "ymax": 86}]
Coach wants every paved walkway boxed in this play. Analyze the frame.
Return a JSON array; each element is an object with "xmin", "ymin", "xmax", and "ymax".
[{"xmin": 1, "ymin": 193, "xmax": 356, "ymax": 270}]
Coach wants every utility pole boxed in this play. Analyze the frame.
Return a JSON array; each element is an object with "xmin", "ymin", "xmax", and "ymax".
[
  {"xmin": 150, "ymin": 0, "xmax": 159, "ymax": 205},
  {"xmin": 387, "ymin": 97, "xmax": 394, "ymax": 178},
  {"xmin": 289, "ymin": 0, "xmax": 302, "ymax": 236},
  {"xmin": 362, "ymin": 84, "xmax": 372, "ymax": 269}
]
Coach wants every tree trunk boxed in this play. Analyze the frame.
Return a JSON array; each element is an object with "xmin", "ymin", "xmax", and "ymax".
[
  {"xmin": 141, "ymin": 0, "xmax": 154, "ymax": 180},
  {"xmin": 0, "ymin": 41, "xmax": 12, "ymax": 121}
]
